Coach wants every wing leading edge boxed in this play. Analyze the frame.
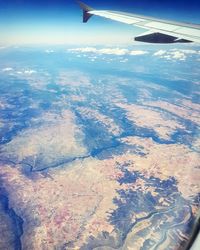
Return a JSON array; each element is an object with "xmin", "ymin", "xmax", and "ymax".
[{"xmin": 77, "ymin": 1, "xmax": 200, "ymax": 44}]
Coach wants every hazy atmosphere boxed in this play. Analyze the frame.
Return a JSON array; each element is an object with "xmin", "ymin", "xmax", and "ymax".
[{"xmin": 1, "ymin": 0, "xmax": 200, "ymax": 45}]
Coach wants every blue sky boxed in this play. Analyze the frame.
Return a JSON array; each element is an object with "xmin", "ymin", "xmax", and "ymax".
[{"xmin": 0, "ymin": 0, "xmax": 200, "ymax": 45}]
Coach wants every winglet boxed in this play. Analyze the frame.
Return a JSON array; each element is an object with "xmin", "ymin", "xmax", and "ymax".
[{"xmin": 77, "ymin": 1, "xmax": 94, "ymax": 23}]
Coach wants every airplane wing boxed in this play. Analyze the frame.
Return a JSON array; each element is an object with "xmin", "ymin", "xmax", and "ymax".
[{"xmin": 77, "ymin": 1, "xmax": 200, "ymax": 44}]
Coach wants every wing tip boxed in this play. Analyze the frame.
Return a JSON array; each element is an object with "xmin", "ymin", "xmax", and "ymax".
[{"xmin": 77, "ymin": 1, "xmax": 94, "ymax": 23}]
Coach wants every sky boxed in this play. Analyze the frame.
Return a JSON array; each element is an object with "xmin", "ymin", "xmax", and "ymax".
[{"xmin": 0, "ymin": 0, "xmax": 200, "ymax": 45}]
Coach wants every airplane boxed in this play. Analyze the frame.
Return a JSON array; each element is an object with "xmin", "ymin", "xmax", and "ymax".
[{"xmin": 77, "ymin": 1, "xmax": 200, "ymax": 44}]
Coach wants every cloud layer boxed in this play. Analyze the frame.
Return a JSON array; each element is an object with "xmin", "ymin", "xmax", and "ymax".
[
  {"xmin": 68, "ymin": 47, "xmax": 149, "ymax": 56},
  {"xmin": 67, "ymin": 46, "xmax": 200, "ymax": 61},
  {"xmin": 154, "ymin": 49, "xmax": 200, "ymax": 61}
]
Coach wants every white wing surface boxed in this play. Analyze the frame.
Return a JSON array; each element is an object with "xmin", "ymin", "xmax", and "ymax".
[{"xmin": 78, "ymin": 1, "xmax": 200, "ymax": 44}]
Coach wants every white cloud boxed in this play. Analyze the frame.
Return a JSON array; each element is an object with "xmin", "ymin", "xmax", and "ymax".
[
  {"xmin": 68, "ymin": 47, "xmax": 128, "ymax": 55},
  {"xmin": 153, "ymin": 49, "xmax": 199, "ymax": 61},
  {"xmin": 0, "ymin": 46, "xmax": 6, "ymax": 50},
  {"xmin": 69, "ymin": 46, "xmax": 198, "ymax": 61},
  {"xmin": 120, "ymin": 59, "xmax": 129, "ymax": 63},
  {"xmin": 2, "ymin": 67, "xmax": 13, "ymax": 72},
  {"xmin": 154, "ymin": 50, "xmax": 166, "ymax": 56},
  {"xmin": 45, "ymin": 49, "xmax": 54, "ymax": 53},
  {"xmin": 14, "ymin": 70, "xmax": 36, "ymax": 75},
  {"xmin": 98, "ymin": 48, "xmax": 129, "ymax": 55},
  {"xmin": 172, "ymin": 49, "xmax": 200, "ymax": 55},
  {"xmin": 68, "ymin": 47, "xmax": 97, "ymax": 53},
  {"xmin": 24, "ymin": 70, "xmax": 37, "ymax": 75},
  {"xmin": 2, "ymin": 67, "xmax": 37, "ymax": 75},
  {"xmin": 68, "ymin": 47, "xmax": 148, "ymax": 56},
  {"xmin": 170, "ymin": 51, "xmax": 186, "ymax": 60},
  {"xmin": 178, "ymin": 49, "xmax": 196, "ymax": 54},
  {"xmin": 130, "ymin": 50, "xmax": 148, "ymax": 56}
]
